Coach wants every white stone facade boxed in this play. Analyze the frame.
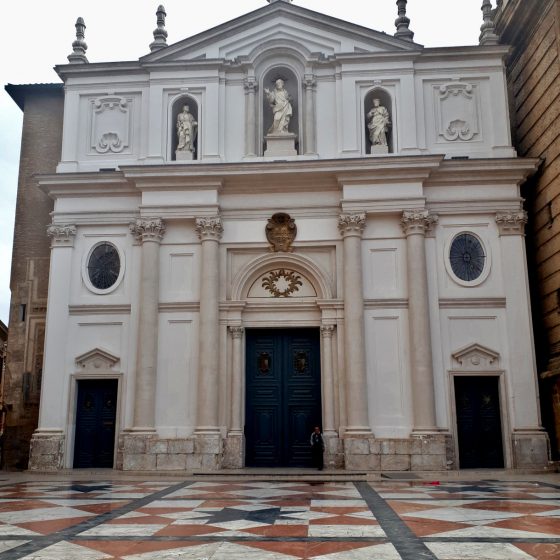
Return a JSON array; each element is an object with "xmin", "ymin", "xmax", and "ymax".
[{"xmin": 28, "ymin": 2, "xmax": 548, "ymax": 471}]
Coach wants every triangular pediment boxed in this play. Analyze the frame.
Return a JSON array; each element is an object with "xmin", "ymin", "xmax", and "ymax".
[
  {"xmin": 141, "ymin": 2, "xmax": 420, "ymax": 65},
  {"xmin": 452, "ymin": 343, "xmax": 500, "ymax": 370},
  {"xmin": 75, "ymin": 348, "xmax": 120, "ymax": 371}
]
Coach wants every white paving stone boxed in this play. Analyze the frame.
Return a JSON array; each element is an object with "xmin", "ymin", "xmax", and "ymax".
[
  {"xmin": 310, "ymin": 543, "xmax": 401, "ymax": 559},
  {"xmin": 427, "ymin": 542, "xmax": 535, "ymax": 559},
  {"xmin": 20, "ymin": 540, "xmax": 112, "ymax": 560},
  {"xmin": 308, "ymin": 524, "xmax": 386, "ymax": 537}
]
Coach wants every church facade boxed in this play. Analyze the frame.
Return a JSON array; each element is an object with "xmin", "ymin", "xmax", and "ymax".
[{"xmin": 21, "ymin": 0, "xmax": 549, "ymax": 471}]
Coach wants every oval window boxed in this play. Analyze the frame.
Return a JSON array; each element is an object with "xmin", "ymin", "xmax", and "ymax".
[
  {"xmin": 449, "ymin": 233, "xmax": 486, "ymax": 282},
  {"xmin": 87, "ymin": 243, "xmax": 121, "ymax": 290}
]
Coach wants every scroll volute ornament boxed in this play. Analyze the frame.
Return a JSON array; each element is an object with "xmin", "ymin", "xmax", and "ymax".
[{"xmin": 266, "ymin": 213, "xmax": 297, "ymax": 252}]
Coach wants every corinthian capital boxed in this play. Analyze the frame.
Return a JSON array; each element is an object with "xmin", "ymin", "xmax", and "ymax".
[
  {"xmin": 338, "ymin": 213, "xmax": 366, "ymax": 237},
  {"xmin": 195, "ymin": 216, "xmax": 224, "ymax": 241},
  {"xmin": 47, "ymin": 224, "xmax": 77, "ymax": 247},
  {"xmin": 401, "ymin": 209, "xmax": 438, "ymax": 236},
  {"xmin": 320, "ymin": 324, "xmax": 335, "ymax": 338},
  {"xmin": 244, "ymin": 77, "xmax": 258, "ymax": 94},
  {"xmin": 229, "ymin": 326, "xmax": 244, "ymax": 339},
  {"xmin": 129, "ymin": 217, "xmax": 166, "ymax": 243},
  {"xmin": 496, "ymin": 210, "xmax": 528, "ymax": 236}
]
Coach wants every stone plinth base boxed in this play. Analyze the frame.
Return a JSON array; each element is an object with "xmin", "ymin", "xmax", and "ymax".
[
  {"xmin": 512, "ymin": 430, "xmax": 549, "ymax": 468},
  {"xmin": 175, "ymin": 150, "xmax": 194, "ymax": 161},
  {"xmin": 223, "ymin": 434, "xmax": 244, "ymax": 468},
  {"xmin": 264, "ymin": 133, "xmax": 297, "ymax": 157},
  {"xmin": 370, "ymin": 144, "xmax": 389, "ymax": 155},
  {"xmin": 343, "ymin": 434, "xmax": 452, "ymax": 471},
  {"xmin": 117, "ymin": 432, "xmax": 223, "ymax": 471},
  {"xmin": 28, "ymin": 431, "xmax": 65, "ymax": 471},
  {"xmin": 323, "ymin": 435, "xmax": 344, "ymax": 469}
]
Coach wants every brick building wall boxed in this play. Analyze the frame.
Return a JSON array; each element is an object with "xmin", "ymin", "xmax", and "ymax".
[
  {"xmin": 3, "ymin": 85, "xmax": 63, "ymax": 469},
  {"xmin": 495, "ymin": 0, "xmax": 560, "ymax": 458}
]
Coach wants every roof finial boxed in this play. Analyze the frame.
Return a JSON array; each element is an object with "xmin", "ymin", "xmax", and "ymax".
[
  {"xmin": 394, "ymin": 0, "xmax": 414, "ymax": 42},
  {"xmin": 479, "ymin": 0, "xmax": 499, "ymax": 45},
  {"xmin": 67, "ymin": 17, "xmax": 88, "ymax": 64},
  {"xmin": 266, "ymin": 0, "xmax": 293, "ymax": 4},
  {"xmin": 150, "ymin": 5, "xmax": 168, "ymax": 52}
]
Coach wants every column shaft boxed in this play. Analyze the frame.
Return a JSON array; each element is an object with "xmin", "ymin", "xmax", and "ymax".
[
  {"xmin": 245, "ymin": 79, "xmax": 257, "ymax": 157},
  {"xmin": 130, "ymin": 218, "xmax": 165, "ymax": 431},
  {"xmin": 304, "ymin": 75, "xmax": 316, "ymax": 155},
  {"xmin": 402, "ymin": 210, "xmax": 437, "ymax": 433},
  {"xmin": 321, "ymin": 325, "xmax": 336, "ymax": 434},
  {"xmin": 195, "ymin": 217, "xmax": 223, "ymax": 434},
  {"xmin": 229, "ymin": 327, "xmax": 244, "ymax": 434},
  {"xmin": 339, "ymin": 214, "xmax": 372, "ymax": 434}
]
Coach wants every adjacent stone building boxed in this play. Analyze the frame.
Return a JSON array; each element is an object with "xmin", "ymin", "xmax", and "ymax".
[
  {"xmin": 2, "ymin": 84, "xmax": 64, "ymax": 469},
  {"xmin": 5, "ymin": 0, "xmax": 551, "ymax": 472},
  {"xmin": 494, "ymin": 0, "xmax": 560, "ymax": 460}
]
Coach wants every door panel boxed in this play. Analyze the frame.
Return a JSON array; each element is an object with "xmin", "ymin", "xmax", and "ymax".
[
  {"xmin": 455, "ymin": 376, "xmax": 504, "ymax": 468},
  {"xmin": 246, "ymin": 329, "xmax": 321, "ymax": 467},
  {"xmin": 74, "ymin": 379, "xmax": 118, "ymax": 468}
]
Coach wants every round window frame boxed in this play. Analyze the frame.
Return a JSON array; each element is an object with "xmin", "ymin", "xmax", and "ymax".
[
  {"xmin": 82, "ymin": 241, "xmax": 125, "ymax": 295},
  {"xmin": 444, "ymin": 231, "xmax": 491, "ymax": 287}
]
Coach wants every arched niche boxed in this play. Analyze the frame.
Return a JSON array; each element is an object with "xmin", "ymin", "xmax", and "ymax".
[
  {"xmin": 171, "ymin": 96, "xmax": 199, "ymax": 161},
  {"xmin": 261, "ymin": 67, "xmax": 300, "ymax": 155},
  {"xmin": 364, "ymin": 88, "xmax": 393, "ymax": 155}
]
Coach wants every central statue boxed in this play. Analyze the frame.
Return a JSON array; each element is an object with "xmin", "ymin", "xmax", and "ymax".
[{"xmin": 264, "ymin": 78, "xmax": 293, "ymax": 135}]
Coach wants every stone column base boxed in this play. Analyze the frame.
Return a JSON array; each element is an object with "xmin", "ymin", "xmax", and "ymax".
[
  {"xmin": 323, "ymin": 434, "xmax": 344, "ymax": 469},
  {"xmin": 512, "ymin": 430, "xmax": 550, "ymax": 468},
  {"xmin": 343, "ymin": 434, "xmax": 453, "ymax": 471},
  {"xmin": 28, "ymin": 430, "xmax": 65, "ymax": 471},
  {"xmin": 223, "ymin": 434, "xmax": 244, "ymax": 469}
]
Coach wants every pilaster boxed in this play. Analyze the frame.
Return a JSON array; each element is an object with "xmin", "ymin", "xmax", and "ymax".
[
  {"xmin": 244, "ymin": 77, "xmax": 258, "ymax": 157},
  {"xmin": 304, "ymin": 74, "xmax": 317, "ymax": 155},
  {"xmin": 495, "ymin": 210, "xmax": 549, "ymax": 467}
]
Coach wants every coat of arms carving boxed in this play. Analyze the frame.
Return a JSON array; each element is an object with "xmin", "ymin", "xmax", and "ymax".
[{"xmin": 266, "ymin": 213, "xmax": 297, "ymax": 252}]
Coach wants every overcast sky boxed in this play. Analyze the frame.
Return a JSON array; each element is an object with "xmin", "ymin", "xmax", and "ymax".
[{"xmin": 0, "ymin": 0, "xmax": 488, "ymax": 325}]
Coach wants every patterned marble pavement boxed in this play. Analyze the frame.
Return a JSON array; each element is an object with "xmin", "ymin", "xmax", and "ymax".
[{"xmin": 0, "ymin": 479, "xmax": 556, "ymax": 559}]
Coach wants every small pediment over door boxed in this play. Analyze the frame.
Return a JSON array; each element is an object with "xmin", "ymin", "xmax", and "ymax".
[
  {"xmin": 75, "ymin": 348, "xmax": 120, "ymax": 372},
  {"xmin": 452, "ymin": 343, "xmax": 500, "ymax": 371}
]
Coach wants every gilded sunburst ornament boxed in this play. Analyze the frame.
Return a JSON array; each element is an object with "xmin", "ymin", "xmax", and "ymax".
[{"xmin": 262, "ymin": 269, "xmax": 302, "ymax": 297}]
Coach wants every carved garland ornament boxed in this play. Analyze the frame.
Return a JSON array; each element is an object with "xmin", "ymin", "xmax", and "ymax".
[{"xmin": 262, "ymin": 269, "xmax": 303, "ymax": 297}]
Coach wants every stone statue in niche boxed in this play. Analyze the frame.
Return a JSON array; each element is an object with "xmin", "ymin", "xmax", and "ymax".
[
  {"xmin": 263, "ymin": 79, "xmax": 297, "ymax": 156},
  {"xmin": 264, "ymin": 79, "xmax": 293, "ymax": 134},
  {"xmin": 176, "ymin": 104, "xmax": 197, "ymax": 160},
  {"xmin": 367, "ymin": 98, "xmax": 391, "ymax": 154}
]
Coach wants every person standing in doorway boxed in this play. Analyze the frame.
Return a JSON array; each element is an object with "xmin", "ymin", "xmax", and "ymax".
[{"xmin": 310, "ymin": 426, "xmax": 325, "ymax": 470}]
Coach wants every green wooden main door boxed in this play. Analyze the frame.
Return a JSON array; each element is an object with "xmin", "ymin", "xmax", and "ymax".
[{"xmin": 245, "ymin": 328, "xmax": 322, "ymax": 467}]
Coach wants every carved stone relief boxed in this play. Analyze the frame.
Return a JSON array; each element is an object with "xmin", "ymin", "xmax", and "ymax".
[
  {"xmin": 266, "ymin": 213, "xmax": 297, "ymax": 252},
  {"xmin": 451, "ymin": 343, "xmax": 500, "ymax": 371},
  {"xmin": 90, "ymin": 96, "xmax": 131, "ymax": 154},
  {"xmin": 435, "ymin": 83, "xmax": 480, "ymax": 142},
  {"xmin": 75, "ymin": 348, "xmax": 120, "ymax": 371},
  {"xmin": 247, "ymin": 268, "xmax": 317, "ymax": 298},
  {"xmin": 262, "ymin": 269, "xmax": 302, "ymax": 297}
]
